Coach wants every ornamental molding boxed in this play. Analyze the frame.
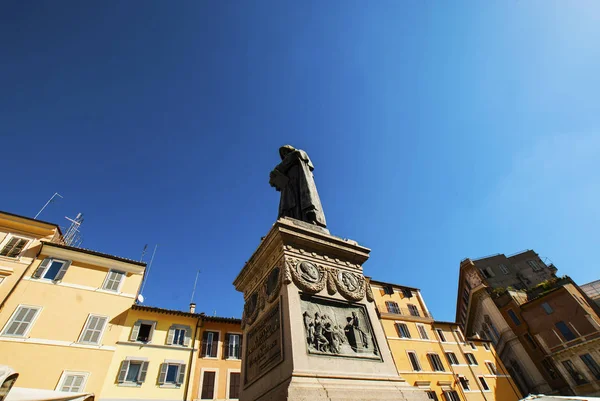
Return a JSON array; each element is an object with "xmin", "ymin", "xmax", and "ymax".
[{"xmin": 283, "ymin": 245, "xmax": 363, "ymax": 270}]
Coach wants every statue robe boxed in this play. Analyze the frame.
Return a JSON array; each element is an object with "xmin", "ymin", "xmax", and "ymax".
[{"xmin": 274, "ymin": 149, "xmax": 327, "ymax": 227}]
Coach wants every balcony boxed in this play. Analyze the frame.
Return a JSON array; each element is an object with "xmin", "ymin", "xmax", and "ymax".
[{"xmin": 378, "ymin": 307, "xmax": 434, "ymax": 323}]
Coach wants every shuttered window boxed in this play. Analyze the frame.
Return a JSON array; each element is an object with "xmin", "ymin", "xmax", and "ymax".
[
  {"xmin": 117, "ymin": 360, "xmax": 149, "ymax": 384},
  {"xmin": 167, "ymin": 325, "xmax": 191, "ymax": 347},
  {"xmin": 229, "ymin": 372, "xmax": 240, "ymax": 399},
  {"xmin": 416, "ymin": 324, "xmax": 429, "ymax": 340},
  {"xmin": 59, "ymin": 373, "xmax": 87, "ymax": 392},
  {"xmin": 445, "ymin": 352, "xmax": 459, "ymax": 365},
  {"xmin": 478, "ymin": 376, "xmax": 490, "ymax": 391},
  {"xmin": 408, "ymin": 304, "xmax": 420, "ymax": 317},
  {"xmin": 158, "ymin": 363, "xmax": 186, "ymax": 386},
  {"xmin": 102, "ymin": 270, "xmax": 125, "ymax": 292},
  {"xmin": 32, "ymin": 258, "xmax": 71, "ymax": 281},
  {"xmin": 428, "ymin": 353, "xmax": 445, "ymax": 371},
  {"xmin": 130, "ymin": 320, "xmax": 156, "ymax": 343},
  {"xmin": 201, "ymin": 331, "xmax": 219, "ymax": 357},
  {"xmin": 201, "ymin": 371, "xmax": 216, "ymax": 399},
  {"xmin": 79, "ymin": 315, "xmax": 108, "ymax": 344},
  {"xmin": 0, "ymin": 237, "xmax": 29, "ymax": 258},
  {"xmin": 444, "ymin": 391, "xmax": 460, "ymax": 401},
  {"xmin": 459, "ymin": 376, "xmax": 470, "ymax": 390},
  {"xmin": 395, "ymin": 323, "xmax": 411, "ymax": 338},
  {"xmin": 486, "ymin": 361, "xmax": 498, "ymax": 375},
  {"xmin": 226, "ymin": 334, "xmax": 242, "ymax": 359},
  {"xmin": 385, "ymin": 301, "xmax": 400, "ymax": 314},
  {"xmin": 465, "ymin": 353, "xmax": 478, "ymax": 365},
  {"xmin": 407, "ymin": 351, "xmax": 421, "ymax": 371},
  {"xmin": 2, "ymin": 305, "xmax": 41, "ymax": 337}
]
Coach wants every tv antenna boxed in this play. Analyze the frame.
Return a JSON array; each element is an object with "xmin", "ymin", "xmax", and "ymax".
[
  {"xmin": 138, "ymin": 244, "xmax": 158, "ymax": 301},
  {"xmin": 63, "ymin": 212, "xmax": 84, "ymax": 247},
  {"xmin": 190, "ymin": 270, "xmax": 201, "ymax": 304},
  {"xmin": 35, "ymin": 192, "xmax": 63, "ymax": 219},
  {"xmin": 140, "ymin": 244, "xmax": 148, "ymax": 262}
]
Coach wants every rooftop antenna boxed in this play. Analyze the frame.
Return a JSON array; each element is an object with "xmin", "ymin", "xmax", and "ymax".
[
  {"xmin": 63, "ymin": 212, "xmax": 84, "ymax": 247},
  {"xmin": 190, "ymin": 270, "xmax": 201, "ymax": 304},
  {"xmin": 35, "ymin": 192, "xmax": 63, "ymax": 219},
  {"xmin": 140, "ymin": 244, "xmax": 148, "ymax": 262},
  {"xmin": 138, "ymin": 244, "xmax": 158, "ymax": 301}
]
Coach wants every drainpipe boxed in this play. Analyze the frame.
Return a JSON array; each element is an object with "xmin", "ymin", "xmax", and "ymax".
[{"xmin": 183, "ymin": 313, "xmax": 201, "ymax": 401}]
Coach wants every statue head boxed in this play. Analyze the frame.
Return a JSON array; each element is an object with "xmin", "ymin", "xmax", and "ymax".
[{"xmin": 279, "ymin": 145, "xmax": 296, "ymax": 160}]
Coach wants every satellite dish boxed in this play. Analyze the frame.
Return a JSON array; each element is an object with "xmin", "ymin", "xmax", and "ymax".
[{"xmin": 137, "ymin": 294, "xmax": 145, "ymax": 304}]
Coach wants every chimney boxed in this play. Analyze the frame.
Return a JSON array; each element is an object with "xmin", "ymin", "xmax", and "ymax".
[{"xmin": 189, "ymin": 303, "xmax": 196, "ymax": 313}]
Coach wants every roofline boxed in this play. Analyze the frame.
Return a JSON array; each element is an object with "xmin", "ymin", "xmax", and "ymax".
[
  {"xmin": 201, "ymin": 315, "xmax": 242, "ymax": 324},
  {"xmin": 0, "ymin": 210, "xmax": 63, "ymax": 235},
  {"xmin": 434, "ymin": 320, "xmax": 460, "ymax": 326},
  {"xmin": 367, "ymin": 278, "xmax": 420, "ymax": 292},
  {"xmin": 131, "ymin": 304, "xmax": 242, "ymax": 324},
  {"xmin": 466, "ymin": 336, "xmax": 492, "ymax": 343},
  {"xmin": 42, "ymin": 242, "xmax": 146, "ymax": 266}
]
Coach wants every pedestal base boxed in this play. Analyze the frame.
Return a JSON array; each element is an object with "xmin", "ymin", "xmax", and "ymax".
[{"xmin": 254, "ymin": 375, "xmax": 429, "ymax": 401}]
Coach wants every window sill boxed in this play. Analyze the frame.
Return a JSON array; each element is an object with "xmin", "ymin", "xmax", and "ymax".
[
  {"xmin": 201, "ymin": 356, "xmax": 218, "ymax": 359},
  {"xmin": 226, "ymin": 357, "xmax": 241, "ymax": 361},
  {"xmin": 159, "ymin": 384, "xmax": 181, "ymax": 389},
  {"xmin": 118, "ymin": 383, "xmax": 142, "ymax": 387}
]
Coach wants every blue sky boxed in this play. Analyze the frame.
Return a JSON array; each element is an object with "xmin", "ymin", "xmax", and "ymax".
[{"xmin": 2, "ymin": 1, "xmax": 599, "ymax": 321}]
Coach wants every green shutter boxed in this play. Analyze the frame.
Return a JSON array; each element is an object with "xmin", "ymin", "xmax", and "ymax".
[
  {"xmin": 158, "ymin": 363, "xmax": 167, "ymax": 385},
  {"xmin": 184, "ymin": 327, "xmax": 191, "ymax": 347},
  {"xmin": 130, "ymin": 321, "xmax": 141, "ymax": 341},
  {"xmin": 224, "ymin": 334, "xmax": 230, "ymax": 359},
  {"xmin": 53, "ymin": 260, "xmax": 72, "ymax": 281},
  {"xmin": 201, "ymin": 331, "xmax": 208, "ymax": 356},
  {"xmin": 117, "ymin": 360, "xmax": 130, "ymax": 383},
  {"xmin": 139, "ymin": 361, "xmax": 149, "ymax": 383},
  {"xmin": 167, "ymin": 327, "xmax": 175, "ymax": 345},
  {"xmin": 32, "ymin": 258, "xmax": 51, "ymax": 279},
  {"xmin": 177, "ymin": 364, "xmax": 186, "ymax": 384},
  {"xmin": 211, "ymin": 332, "xmax": 219, "ymax": 357}
]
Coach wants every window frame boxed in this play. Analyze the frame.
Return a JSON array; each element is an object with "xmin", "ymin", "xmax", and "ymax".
[
  {"xmin": 407, "ymin": 304, "xmax": 420, "ymax": 317},
  {"xmin": 158, "ymin": 361, "xmax": 187, "ymax": 387},
  {"xmin": 416, "ymin": 324, "xmax": 429, "ymax": 340},
  {"xmin": 55, "ymin": 371, "xmax": 90, "ymax": 393},
  {"xmin": 478, "ymin": 376, "xmax": 490, "ymax": 391},
  {"xmin": 406, "ymin": 350, "xmax": 422, "ymax": 371},
  {"xmin": 130, "ymin": 319, "xmax": 157, "ymax": 343},
  {"xmin": 444, "ymin": 390, "xmax": 460, "ymax": 401},
  {"xmin": 562, "ymin": 359, "xmax": 588, "ymax": 385},
  {"xmin": 445, "ymin": 352, "xmax": 459, "ymax": 366},
  {"xmin": 200, "ymin": 368, "xmax": 218, "ymax": 400},
  {"xmin": 1, "ymin": 304, "xmax": 42, "ymax": 337},
  {"xmin": 527, "ymin": 260, "xmax": 542, "ymax": 271},
  {"xmin": 485, "ymin": 361, "xmax": 498, "ymax": 375},
  {"xmin": 117, "ymin": 358, "xmax": 149, "ymax": 386},
  {"xmin": 555, "ymin": 321, "xmax": 576, "ymax": 341},
  {"xmin": 465, "ymin": 353, "xmax": 478, "ymax": 366},
  {"xmin": 427, "ymin": 353, "xmax": 445, "ymax": 372},
  {"xmin": 167, "ymin": 324, "xmax": 191, "ymax": 347},
  {"xmin": 226, "ymin": 369, "xmax": 241, "ymax": 400},
  {"xmin": 395, "ymin": 323, "xmax": 411, "ymax": 339},
  {"xmin": 580, "ymin": 353, "xmax": 600, "ymax": 380},
  {"xmin": 469, "ymin": 341, "xmax": 477, "ymax": 350},
  {"xmin": 0, "ymin": 235, "xmax": 32, "ymax": 259},
  {"xmin": 385, "ymin": 301, "xmax": 401, "ymax": 314},
  {"xmin": 541, "ymin": 302, "xmax": 553, "ymax": 315},
  {"xmin": 101, "ymin": 270, "xmax": 125, "ymax": 292},
  {"xmin": 435, "ymin": 328, "xmax": 446, "ymax": 342},
  {"xmin": 34, "ymin": 258, "xmax": 70, "ymax": 281},
  {"xmin": 382, "ymin": 285, "xmax": 394, "ymax": 295},
  {"xmin": 482, "ymin": 342, "xmax": 490, "ymax": 351},
  {"xmin": 499, "ymin": 264, "xmax": 509, "ymax": 275},
  {"xmin": 226, "ymin": 333, "xmax": 242, "ymax": 359},
  {"xmin": 458, "ymin": 376, "xmax": 470, "ymax": 391},
  {"xmin": 426, "ymin": 391, "xmax": 439, "ymax": 400},
  {"xmin": 453, "ymin": 329, "xmax": 465, "ymax": 343},
  {"xmin": 201, "ymin": 330, "xmax": 221, "ymax": 358},
  {"xmin": 507, "ymin": 309, "xmax": 521, "ymax": 326},
  {"xmin": 78, "ymin": 314, "xmax": 109, "ymax": 345}
]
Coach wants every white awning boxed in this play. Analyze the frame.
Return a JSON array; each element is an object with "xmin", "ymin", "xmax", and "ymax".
[
  {"xmin": 5, "ymin": 388, "xmax": 93, "ymax": 401},
  {"xmin": 521, "ymin": 395, "xmax": 600, "ymax": 401}
]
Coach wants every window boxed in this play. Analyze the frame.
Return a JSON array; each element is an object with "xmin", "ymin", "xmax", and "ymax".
[
  {"xmin": 482, "ymin": 342, "xmax": 490, "ymax": 350},
  {"xmin": 426, "ymin": 391, "xmax": 438, "ymax": 400},
  {"xmin": 465, "ymin": 353, "xmax": 478, "ymax": 365},
  {"xmin": 478, "ymin": 376, "xmax": 490, "ymax": 391},
  {"xmin": 479, "ymin": 267, "xmax": 495, "ymax": 279},
  {"xmin": 395, "ymin": 323, "xmax": 411, "ymax": 338},
  {"xmin": 79, "ymin": 315, "xmax": 108, "ymax": 344},
  {"xmin": 58, "ymin": 372, "xmax": 88, "ymax": 392},
  {"xmin": 117, "ymin": 360, "xmax": 149, "ymax": 384},
  {"xmin": 469, "ymin": 341, "xmax": 477, "ymax": 350},
  {"xmin": 499, "ymin": 264, "xmax": 509, "ymax": 274},
  {"xmin": 416, "ymin": 324, "xmax": 429, "ymax": 340},
  {"xmin": 158, "ymin": 362, "xmax": 186, "ymax": 386},
  {"xmin": 485, "ymin": 361, "xmax": 498, "ymax": 375},
  {"xmin": 445, "ymin": 352, "xmax": 459, "ymax": 365},
  {"xmin": 200, "ymin": 371, "xmax": 216, "ymax": 399},
  {"xmin": 507, "ymin": 309, "xmax": 521, "ymax": 326},
  {"xmin": 555, "ymin": 321, "xmax": 576, "ymax": 341},
  {"xmin": 454, "ymin": 329, "xmax": 465, "ymax": 343},
  {"xmin": 0, "ymin": 236, "xmax": 29, "ymax": 258},
  {"xmin": 1, "ymin": 305, "xmax": 40, "ymax": 337},
  {"xmin": 541, "ymin": 302, "xmax": 553, "ymax": 315},
  {"xmin": 444, "ymin": 391, "xmax": 460, "ymax": 401},
  {"xmin": 435, "ymin": 329, "xmax": 446, "ymax": 342},
  {"xmin": 562, "ymin": 360, "xmax": 588, "ymax": 385},
  {"xmin": 459, "ymin": 376, "xmax": 470, "ymax": 391},
  {"xmin": 524, "ymin": 333, "xmax": 537, "ymax": 349},
  {"xmin": 407, "ymin": 351, "xmax": 421, "ymax": 371},
  {"xmin": 382, "ymin": 285, "xmax": 394, "ymax": 295},
  {"xmin": 167, "ymin": 325, "xmax": 190, "ymax": 346},
  {"xmin": 32, "ymin": 258, "xmax": 71, "ymax": 281},
  {"xmin": 428, "ymin": 353, "xmax": 445, "ymax": 371},
  {"xmin": 541, "ymin": 359, "xmax": 558, "ymax": 379},
  {"xmin": 527, "ymin": 260, "xmax": 542, "ymax": 271},
  {"xmin": 201, "ymin": 331, "xmax": 219, "ymax": 357},
  {"xmin": 102, "ymin": 270, "xmax": 125, "ymax": 292},
  {"xmin": 401, "ymin": 288, "xmax": 412, "ymax": 298},
  {"xmin": 386, "ymin": 301, "xmax": 400, "ymax": 314},
  {"xmin": 580, "ymin": 353, "xmax": 600, "ymax": 380},
  {"xmin": 0, "ymin": 277, "xmax": 4, "ymax": 286},
  {"xmin": 226, "ymin": 334, "xmax": 241, "ymax": 359},
  {"xmin": 229, "ymin": 372, "xmax": 240, "ymax": 399},
  {"xmin": 407, "ymin": 304, "xmax": 420, "ymax": 317},
  {"xmin": 130, "ymin": 320, "xmax": 156, "ymax": 343}
]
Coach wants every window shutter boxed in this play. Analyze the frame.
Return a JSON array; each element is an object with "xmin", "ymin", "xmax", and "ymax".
[
  {"xmin": 224, "ymin": 334, "xmax": 230, "ymax": 359},
  {"xmin": 158, "ymin": 363, "xmax": 168, "ymax": 385},
  {"xmin": 130, "ymin": 321, "xmax": 141, "ymax": 341},
  {"xmin": 139, "ymin": 361, "xmax": 149, "ymax": 383},
  {"xmin": 147, "ymin": 322, "xmax": 156, "ymax": 342},
  {"xmin": 201, "ymin": 331, "xmax": 208, "ymax": 356},
  {"xmin": 32, "ymin": 258, "xmax": 51, "ymax": 279},
  {"xmin": 53, "ymin": 260, "xmax": 72, "ymax": 281},
  {"xmin": 177, "ymin": 364, "xmax": 186, "ymax": 384},
  {"xmin": 239, "ymin": 334, "xmax": 243, "ymax": 357},
  {"xmin": 117, "ymin": 360, "xmax": 130, "ymax": 383},
  {"xmin": 167, "ymin": 327, "xmax": 175, "ymax": 345},
  {"xmin": 211, "ymin": 332, "xmax": 219, "ymax": 357},
  {"xmin": 184, "ymin": 327, "xmax": 191, "ymax": 347}
]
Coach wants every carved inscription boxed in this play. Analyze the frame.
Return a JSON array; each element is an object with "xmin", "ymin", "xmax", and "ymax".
[{"xmin": 244, "ymin": 299, "xmax": 283, "ymax": 386}]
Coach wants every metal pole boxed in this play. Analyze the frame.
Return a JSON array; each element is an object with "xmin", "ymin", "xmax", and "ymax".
[
  {"xmin": 34, "ymin": 192, "xmax": 63, "ymax": 219},
  {"xmin": 190, "ymin": 270, "xmax": 201, "ymax": 304},
  {"xmin": 139, "ymin": 244, "xmax": 158, "ymax": 297}
]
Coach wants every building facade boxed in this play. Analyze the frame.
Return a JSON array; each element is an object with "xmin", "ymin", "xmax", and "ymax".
[
  {"xmin": 370, "ymin": 279, "xmax": 520, "ymax": 401},
  {"xmin": 456, "ymin": 250, "xmax": 600, "ymax": 396},
  {"xmin": 581, "ymin": 280, "xmax": 600, "ymax": 308}
]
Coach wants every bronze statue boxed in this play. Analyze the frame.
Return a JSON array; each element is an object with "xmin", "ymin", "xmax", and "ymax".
[{"xmin": 269, "ymin": 145, "xmax": 327, "ymax": 228}]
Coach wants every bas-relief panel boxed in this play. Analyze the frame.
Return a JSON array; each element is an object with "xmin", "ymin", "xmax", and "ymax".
[{"xmin": 300, "ymin": 295, "xmax": 381, "ymax": 361}]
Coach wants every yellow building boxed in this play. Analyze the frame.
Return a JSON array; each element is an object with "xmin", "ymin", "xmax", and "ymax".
[
  {"xmin": 369, "ymin": 279, "xmax": 522, "ymax": 401},
  {"xmin": 0, "ymin": 211, "xmax": 146, "ymax": 396}
]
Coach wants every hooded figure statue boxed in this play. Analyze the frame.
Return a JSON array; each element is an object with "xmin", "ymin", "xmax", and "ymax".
[{"xmin": 269, "ymin": 145, "xmax": 327, "ymax": 228}]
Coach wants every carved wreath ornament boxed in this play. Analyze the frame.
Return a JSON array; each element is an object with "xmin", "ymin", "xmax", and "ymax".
[{"xmin": 285, "ymin": 258, "xmax": 373, "ymax": 303}]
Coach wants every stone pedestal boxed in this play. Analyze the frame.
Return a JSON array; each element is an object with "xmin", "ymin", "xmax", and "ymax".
[{"xmin": 234, "ymin": 218, "xmax": 428, "ymax": 401}]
